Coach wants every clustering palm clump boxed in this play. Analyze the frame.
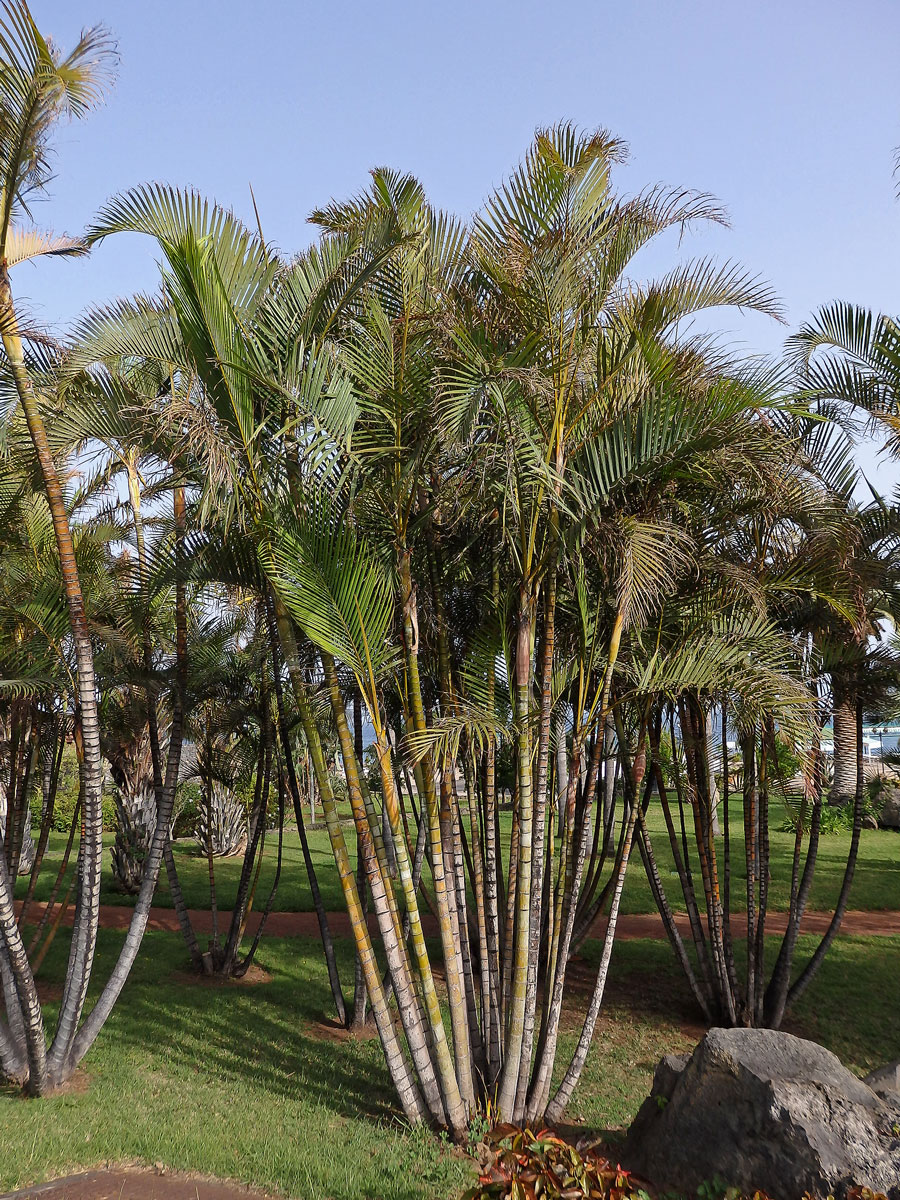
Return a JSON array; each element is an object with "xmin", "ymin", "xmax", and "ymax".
[{"xmin": 0, "ymin": 0, "xmax": 898, "ymax": 1148}]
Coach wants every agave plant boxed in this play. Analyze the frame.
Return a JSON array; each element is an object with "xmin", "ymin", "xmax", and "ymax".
[
  {"xmin": 196, "ymin": 781, "xmax": 247, "ymax": 858},
  {"xmin": 109, "ymin": 778, "xmax": 156, "ymax": 893}
]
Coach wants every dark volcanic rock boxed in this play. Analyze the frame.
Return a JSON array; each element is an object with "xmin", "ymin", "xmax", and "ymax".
[
  {"xmin": 880, "ymin": 790, "xmax": 900, "ymax": 828},
  {"xmin": 620, "ymin": 1028, "xmax": 900, "ymax": 1199}
]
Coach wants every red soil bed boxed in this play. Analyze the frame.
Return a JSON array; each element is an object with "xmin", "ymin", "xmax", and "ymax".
[
  {"xmin": 5, "ymin": 1167, "xmax": 276, "ymax": 1199},
  {"xmin": 14, "ymin": 901, "xmax": 900, "ymax": 940}
]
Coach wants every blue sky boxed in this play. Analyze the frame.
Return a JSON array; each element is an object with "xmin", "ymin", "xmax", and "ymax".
[{"xmin": 19, "ymin": 0, "xmax": 900, "ymax": 486}]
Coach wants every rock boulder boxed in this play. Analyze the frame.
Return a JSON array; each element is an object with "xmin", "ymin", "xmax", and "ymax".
[
  {"xmin": 879, "ymin": 788, "xmax": 900, "ymax": 829},
  {"xmin": 620, "ymin": 1028, "xmax": 900, "ymax": 1199}
]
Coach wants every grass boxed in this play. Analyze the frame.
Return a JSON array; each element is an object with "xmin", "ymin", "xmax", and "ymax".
[
  {"xmin": 2, "ymin": 928, "xmax": 898, "ymax": 1197},
  {"xmin": 0, "ymin": 932, "xmax": 473, "ymax": 1200},
  {"xmin": 8, "ymin": 792, "xmax": 897, "ymax": 1194},
  {"xmin": 16, "ymin": 826, "xmax": 353, "ymax": 912},
  {"xmin": 16, "ymin": 798, "xmax": 900, "ymax": 916},
  {"xmin": 565, "ymin": 933, "xmax": 900, "ymax": 1130},
  {"xmin": 618, "ymin": 804, "xmax": 900, "ymax": 915}
]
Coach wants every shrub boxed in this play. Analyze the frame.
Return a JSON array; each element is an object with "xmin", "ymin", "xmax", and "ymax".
[
  {"xmin": 37, "ymin": 786, "xmax": 117, "ymax": 834},
  {"xmin": 773, "ymin": 736, "xmax": 803, "ymax": 783},
  {"xmin": 464, "ymin": 1125, "xmax": 653, "ymax": 1200},
  {"xmin": 778, "ymin": 796, "xmax": 879, "ymax": 835},
  {"xmin": 172, "ymin": 780, "xmax": 201, "ymax": 839},
  {"xmin": 27, "ymin": 743, "xmax": 116, "ymax": 833},
  {"xmin": 29, "ymin": 781, "xmax": 116, "ymax": 834}
]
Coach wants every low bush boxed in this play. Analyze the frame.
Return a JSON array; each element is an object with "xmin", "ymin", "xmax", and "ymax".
[
  {"xmin": 465, "ymin": 1125, "xmax": 652, "ymax": 1200},
  {"xmin": 27, "ymin": 743, "xmax": 116, "ymax": 833},
  {"xmin": 28, "ymin": 781, "xmax": 116, "ymax": 833},
  {"xmin": 172, "ymin": 779, "xmax": 201, "ymax": 839},
  {"xmin": 778, "ymin": 797, "xmax": 880, "ymax": 835}
]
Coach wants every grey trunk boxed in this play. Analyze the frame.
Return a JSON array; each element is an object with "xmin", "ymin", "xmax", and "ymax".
[{"xmin": 831, "ymin": 692, "xmax": 857, "ymax": 803}]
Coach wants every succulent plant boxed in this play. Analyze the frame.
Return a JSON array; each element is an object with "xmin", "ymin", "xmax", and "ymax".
[
  {"xmin": 110, "ymin": 779, "xmax": 157, "ymax": 894},
  {"xmin": 197, "ymin": 780, "xmax": 247, "ymax": 858}
]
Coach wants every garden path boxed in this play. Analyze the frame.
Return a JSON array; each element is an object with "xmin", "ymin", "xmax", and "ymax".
[{"xmin": 14, "ymin": 902, "xmax": 900, "ymax": 940}]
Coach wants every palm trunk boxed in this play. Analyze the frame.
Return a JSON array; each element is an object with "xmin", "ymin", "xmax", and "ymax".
[
  {"xmin": 787, "ymin": 700, "xmax": 865, "ymax": 1008},
  {"xmin": 399, "ymin": 550, "xmax": 473, "ymax": 1109},
  {"xmin": 27, "ymin": 793, "xmax": 80, "ymax": 960},
  {"xmin": 1, "ymin": 269, "xmax": 102, "ymax": 1094},
  {"xmin": 0, "ymin": 949, "xmax": 28, "ymax": 1084},
  {"xmin": 277, "ymin": 615, "xmax": 427, "ymax": 1125},
  {"xmin": 830, "ymin": 685, "xmax": 857, "ymax": 803},
  {"xmin": 525, "ymin": 726, "xmax": 590, "ymax": 1121},
  {"xmin": 544, "ymin": 753, "xmax": 642, "ymax": 1123},
  {"xmin": 350, "ymin": 691, "xmax": 369, "ymax": 1030},
  {"xmin": 69, "ymin": 483, "xmax": 189, "ymax": 1071},
  {"xmin": 497, "ymin": 585, "xmax": 535, "ymax": 1120},
  {"xmin": 0, "ymin": 849, "xmax": 45, "ymax": 1089},
  {"xmin": 236, "ymin": 766, "xmax": 285, "ymax": 975},
  {"xmin": 515, "ymin": 565, "xmax": 557, "ymax": 1115},
  {"xmin": 321, "ymin": 653, "xmax": 451, "ymax": 1128},
  {"xmin": 742, "ymin": 725, "xmax": 759, "ymax": 1024},
  {"xmin": 636, "ymin": 803, "xmax": 713, "ymax": 1021},
  {"xmin": 265, "ymin": 595, "xmax": 346, "ymax": 1025},
  {"xmin": 17, "ymin": 726, "xmax": 64, "ymax": 930},
  {"xmin": 376, "ymin": 724, "xmax": 468, "ymax": 1132},
  {"xmin": 222, "ymin": 680, "xmax": 272, "ymax": 974},
  {"xmin": 130, "ymin": 466, "xmax": 202, "ymax": 970}
]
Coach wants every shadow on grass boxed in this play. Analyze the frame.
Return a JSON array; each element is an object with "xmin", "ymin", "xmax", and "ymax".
[
  {"xmin": 6, "ymin": 930, "xmax": 470, "ymax": 1200},
  {"xmin": 92, "ymin": 933, "xmax": 398, "ymax": 1125},
  {"xmin": 12, "ymin": 917, "xmax": 900, "ymax": 1197}
]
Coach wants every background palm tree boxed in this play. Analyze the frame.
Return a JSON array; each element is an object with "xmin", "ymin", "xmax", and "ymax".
[
  {"xmin": 0, "ymin": 0, "xmax": 117, "ymax": 1093},
  {"xmin": 790, "ymin": 303, "xmax": 900, "ymax": 799}
]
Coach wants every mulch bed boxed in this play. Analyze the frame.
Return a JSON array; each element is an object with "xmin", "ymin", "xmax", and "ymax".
[{"xmin": 4, "ymin": 1167, "xmax": 277, "ymax": 1199}]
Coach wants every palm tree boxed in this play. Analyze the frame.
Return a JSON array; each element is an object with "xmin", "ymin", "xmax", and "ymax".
[
  {"xmin": 790, "ymin": 302, "xmax": 900, "ymax": 454},
  {"xmin": 443, "ymin": 129, "xmax": 783, "ymax": 1121},
  {"xmin": 0, "ymin": 0, "xmax": 116, "ymax": 1094},
  {"xmin": 259, "ymin": 126, "xmax": 795, "ymax": 1133},
  {"xmin": 789, "ymin": 303, "xmax": 900, "ymax": 798},
  {"xmin": 74, "ymin": 183, "xmax": 369, "ymax": 1012},
  {"xmin": 0, "ymin": 379, "xmax": 193, "ymax": 1088},
  {"xmin": 627, "ymin": 395, "xmax": 900, "ymax": 1030},
  {"xmin": 46, "ymin": 106, "xmax": 885, "ymax": 1136}
]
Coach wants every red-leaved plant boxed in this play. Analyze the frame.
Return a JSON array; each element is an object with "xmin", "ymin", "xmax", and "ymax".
[{"xmin": 463, "ymin": 1124, "xmax": 651, "ymax": 1200}]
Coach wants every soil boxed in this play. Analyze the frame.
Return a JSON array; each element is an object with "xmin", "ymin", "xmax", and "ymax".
[
  {"xmin": 14, "ymin": 903, "xmax": 900, "ymax": 941},
  {"xmin": 34, "ymin": 982, "xmax": 63, "ymax": 1005},
  {"xmin": 42, "ymin": 1069, "xmax": 92, "ymax": 1099},
  {"xmin": 3, "ymin": 1167, "xmax": 277, "ymax": 1199},
  {"xmin": 169, "ymin": 963, "xmax": 273, "ymax": 988},
  {"xmin": 308, "ymin": 1015, "xmax": 381, "ymax": 1042}
]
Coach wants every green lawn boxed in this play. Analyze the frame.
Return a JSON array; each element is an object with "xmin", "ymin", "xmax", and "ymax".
[
  {"xmin": 618, "ymin": 803, "xmax": 900, "ymax": 915},
  {"xmin": 2, "ymin": 930, "xmax": 898, "ymax": 1197},
  {"xmin": 16, "ymin": 798, "xmax": 900, "ymax": 916},
  {"xmin": 16, "ymin": 825, "xmax": 353, "ymax": 912},
  {"xmin": 569, "ymin": 933, "xmax": 900, "ymax": 1131},
  {"xmin": 0, "ymin": 932, "xmax": 473, "ymax": 1200}
]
